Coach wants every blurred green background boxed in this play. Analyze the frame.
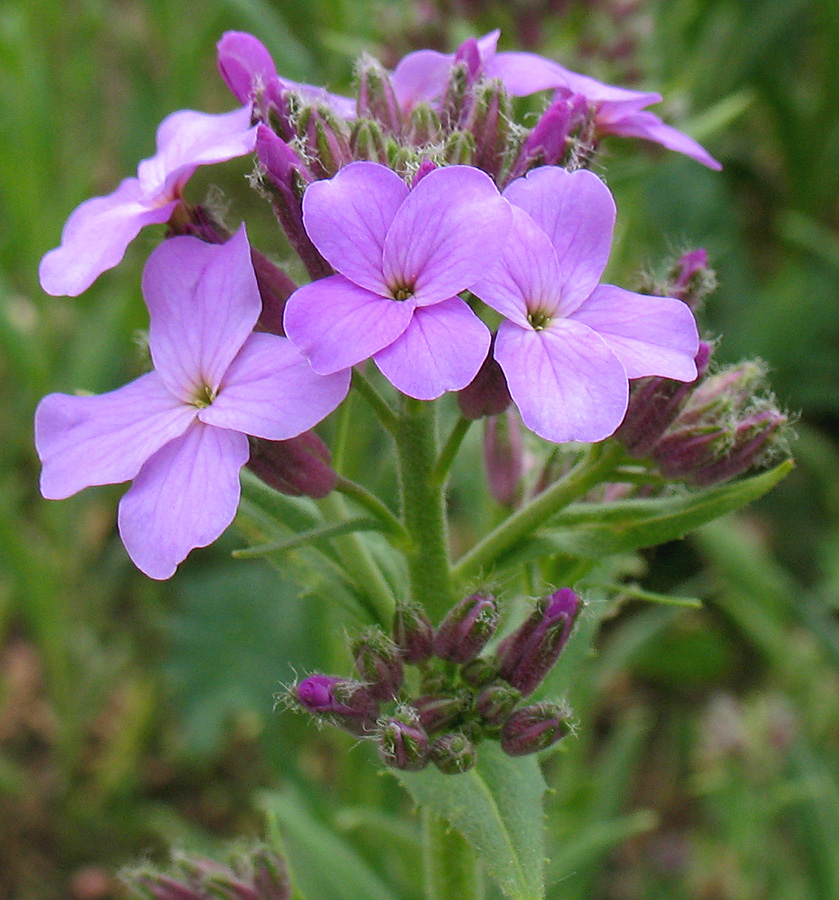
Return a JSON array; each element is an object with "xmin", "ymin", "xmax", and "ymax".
[{"xmin": 1, "ymin": 1, "xmax": 839, "ymax": 898}]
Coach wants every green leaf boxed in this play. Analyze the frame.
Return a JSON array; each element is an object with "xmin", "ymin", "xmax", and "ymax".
[
  {"xmin": 260, "ymin": 790, "xmax": 399, "ymax": 900},
  {"xmin": 395, "ymin": 742, "xmax": 547, "ymax": 900},
  {"xmin": 506, "ymin": 461, "xmax": 792, "ymax": 565}
]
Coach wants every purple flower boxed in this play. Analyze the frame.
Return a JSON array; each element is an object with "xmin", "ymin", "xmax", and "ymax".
[
  {"xmin": 217, "ymin": 31, "xmax": 356, "ymax": 120},
  {"xmin": 283, "ymin": 161, "xmax": 511, "ymax": 399},
  {"xmin": 392, "ymin": 31, "xmax": 720, "ymax": 170},
  {"xmin": 470, "ymin": 167, "xmax": 699, "ymax": 443},
  {"xmin": 39, "ymin": 108, "xmax": 258, "ymax": 297},
  {"xmin": 35, "ymin": 228, "xmax": 349, "ymax": 578}
]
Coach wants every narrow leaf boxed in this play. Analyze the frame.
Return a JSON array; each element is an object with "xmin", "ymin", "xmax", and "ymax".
[{"xmin": 395, "ymin": 743, "xmax": 547, "ymax": 900}]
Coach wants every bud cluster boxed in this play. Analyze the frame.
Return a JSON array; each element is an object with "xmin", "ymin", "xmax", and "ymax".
[
  {"xmin": 123, "ymin": 846, "xmax": 290, "ymax": 900},
  {"xmin": 284, "ymin": 589, "xmax": 580, "ymax": 773}
]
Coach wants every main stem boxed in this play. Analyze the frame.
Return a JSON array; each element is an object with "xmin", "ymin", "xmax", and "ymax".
[
  {"xmin": 423, "ymin": 810, "xmax": 484, "ymax": 900},
  {"xmin": 395, "ymin": 399, "xmax": 453, "ymax": 624}
]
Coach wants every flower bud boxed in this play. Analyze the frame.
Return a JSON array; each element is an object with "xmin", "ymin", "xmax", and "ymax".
[
  {"xmin": 443, "ymin": 130, "xmax": 476, "ymax": 166},
  {"xmin": 392, "ymin": 602, "xmax": 434, "ymax": 663},
  {"xmin": 667, "ymin": 248, "xmax": 716, "ymax": 311},
  {"xmin": 460, "ymin": 657, "xmax": 498, "ymax": 688},
  {"xmin": 501, "ymin": 702, "xmax": 572, "ymax": 756},
  {"xmin": 508, "ymin": 92, "xmax": 588, "ymax": 178},
  {"xmin": 294, "ymin": 674, "xmax": 379, "ymax": 736},
  {"xmin": 433, "ymin": 592, "xmax": 498, "ymax": 664},
  {"xmin": 247, "ymin": 432, "xmax": 337, "ymax": 499},
  {"xmin": 130, "ymin": 873, "xmax": 202, "ymax": 900},
  {"xmin": 615, "ymin": 340, "xmax": 712, "ymax": 457},
  {"xmin": 356, "ymin": 55, "xmax": 403, "ymax": 135},
  {"xmin": 429, "ymin": 732, "xmax": 477, "ymax": 774},
  {"xmin": 440, "ymin": 61, "xmax": 473, "ymax": 130},
  {"xmin": 410, "ymin": 692, "xmax": 470, "ymax": 735},
  {"xmin": 483, "ymin": 410, "xmax": 524, "ymax": 507},
  {"xmin": 352, "ymin": 627, "xmax": 404, "ymax": 700},
  {"xmin": 677, "ymin": 360, "xmax": 768, "ymax": 427},
  {"xmin": 248, "ymin": 848, "xmax": 292, "ymax": 900},
  {"xmin": 465, "ymin": 79, "xmax": 512, "ymax": 178},
  {"xmin": 496, "ymin": 589, "xmax": 582, "ymax": 697},
  {"xmin": 201, "ymin": 873, "xmax": 260, "ymax": 900},
  {"xmin": 474, "ymin": 681, "xmax": 521, "ymax": 730},
  {"xmin": 297, "ymin": 106, "xmax": 352, "ymax": 179},
  {"xmin": 349, "ymin": 118, "xmax": 390, "ymax": 164},
  {"xmin": 377, "ymin": 709, "xmax": 430, "ymax": 771},
  {"xmin": 410, "ymin": 159, "xmax": 438, "ymax": 187},
  {"xmin": 407, "ymin": 102, "xmax": 443, "ymax": 145},
  {"xmin": 457, "ymin": 340, "xmax": 512, "ymax": 419}
]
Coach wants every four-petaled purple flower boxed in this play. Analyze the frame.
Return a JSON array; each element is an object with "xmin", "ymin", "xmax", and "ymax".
[
  {"xmin": 470, "ymin": 167, "xmax": 700, "ymax": 443},
  {"xmin": 35, "ymin": 228, "xmax": 349, "ymax": 578},
  {"xmin": 39, "ymin": 107, "xmax": 258, "ymax": 297},
  {"xmin": 283, "ymin": 161, "xmax": 511, "ymax": 400}
]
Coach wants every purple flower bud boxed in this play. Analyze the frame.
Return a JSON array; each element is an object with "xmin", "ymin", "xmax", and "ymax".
[
  {"xmin": 483, "ymin": 410, "xmax": 524, "ymax": 507},
  {"xmin": 256, "ymin": 125, "xmax": 332, "ymax": 280},
  {"xmin": 250, "ymin": 249, "xmax": 296, "ymax": 336},
  {"xmin": 133, "ymin": 874, "xmax": 202, "ymax": 900},
  {"xmin": 457, "ymin": 339, "xmax": 512, "ymax": 419},
  {"xmin": 429, "ymin": 732, "xmax": 478, "ymax": 775},
  {"xmin": 677, "ymin": 360, "xmax": 768, "ymax": 427},
  {"xmin": 453, "ymin": 37, "xmax": 483, "ymax": 82},
  {"xmin": 668, "ymin": 248, "xmax": 716, "ymax": 311},
  {"xmin": 392, "ymin": 602, "xmax": 434, "ymax": 663},
  {"xmin": 443, "ymin": 129, "xmax": 476, "ymax": 165},
  {"xmin": 615, "ymin": 340, "xmax": 712, "ymax": 457},
  {"xmin": 474, "ymin": 681, "xmax": 521, "ymax": 730},
  {"xmin": 407, "ymin": 102, "xmax": 443, "ymax": 145},
  {"xmin": 247, "ymin": 432, "xmax": 337, "ymax": 499},
  {"xmin": 349, "ymin": 118, "xmax": 390, "ymax": 164},
  {"xmin": 441, "ymin": 61, "xmax": 474, "ymax": 130},
  {"xmin": 508, "ymin": 92, "xmax": 589, "ymax": 178},
  {"xmin": 357, "ymin": 56, "xmax": 403, "ymax": 135},
  {"xmin": 378, "ymin": 710, "xmax": 430, "ymax": 771},
  {"xmin": 501, "ymin": 702, "xmax": 571, "ymax": 756},
  {"xmin": 352, "ymin": 627, "xmax": 404, "ymax": 700},
  {"xmin": 433, "ymin": 592, "xmax": 498, "ymax": 664},
  {"xmin": 202, "ymin": 873, "xmax": 260, "ymax": 900},
  {"xmin": 465, "ymin": 79, "xmax": 512, "ymax": 178},
  {"xmin": 410, "ymin": 692, "xmax": 470, "ymax": 735},
  {"xmin": 297, "ymin": 106, "xmax": 352, "ymax": 179},
  {"xmin": 410, "ymin": 159, "xmax": 438, "ymax": 187},
  {"xmin": 249, "ymin": 848, "xmax": 292, "ymax": 900},
  {"xmin": 496, "ymin": 589, "xmax": 582, "ymax": 697},
  {"xmin": 295, "ymin": 674, "xmax": 379, "ymax": 736}
]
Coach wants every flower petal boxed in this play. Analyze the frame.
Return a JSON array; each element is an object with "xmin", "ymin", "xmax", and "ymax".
[
  {"xmin": 118, "ymin": 422, "xmax": 249, "ymax": 579},
  {"xmin": 38, "ymin": 178, "xmax": 177, "ymax": 297},
  {"xmin": 283, "ymin": 275, "xmax": 414, "ymax": 374},
  {"xmin": 470, "ymin": 204, "xmax": 563, "ymax": 324},
  {"xmin": 35, "ymin": 372, "xmax": 195, "ymax": 499},
  {"xmin": 200, "ymin": 333, "xmax": 350, "ymax": 439},
  {"xmin": 494, "ymin": 318, "xmax": 628, "ymax": 443},
  {"xmin": 144, "ymin": 226, "xmax": 261, "ymax": 400},
  {"xmin": 302, "ymin": 161, "xmax": 409, "ymax": 294},
  {"xmin": 503, "ymin": 167, "xmax": 615, "ymax": 314},
  {"xmin": 217, "ymin": 31, "xmax": 278, "ymax": 104},
  {"xmin": 139, "ymin": 106, "xmax": 258, "ymax": 198},
  {"xmin": 603, "ymin": 110, "xmax": 722, "ymax": 170},
  {"xmin": 569, "ymin": 285, "xmax": 699, "ymax": 380},
  {"xmin": 382, "ymin": 165, "xmax": 511, "ymax": 306},
  {"xmin": 373, "ymin": 297, "xmax": 491, "ymax": 399},
  {"xmin": 390, "ymin": 48, "xmax": 454, "ymax": 110}
]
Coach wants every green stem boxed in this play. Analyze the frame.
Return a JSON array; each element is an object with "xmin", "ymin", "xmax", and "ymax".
[
  {"xmin": 431, "ymin": 415, "xmax": 472, "ymax": 487},
  {"xmin": 394, "ymin": 400, "xmax": 453, "ymax": 623},
  {"xmin": 423, "ymin": 809, "xmax": 484, "ymax": 900},
  {"xmin": 352, "ymin": 368, "xmax": 397, "ymax": 432},
  {"xmin": 334, "ymin": 474, "xmax": 410, "ymax": 546},
  {"xmin": 452, "ymin": 442, "xmax": 623, "ymax": 584},
  {"xmin": 232, "ymin": 516, "xmax": 383, "ymax": 559}
]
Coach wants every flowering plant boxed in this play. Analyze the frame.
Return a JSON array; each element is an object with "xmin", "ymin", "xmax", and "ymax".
[{"xmin": 35, "ymin": 27, "xmax": 791, "ymax": 900}]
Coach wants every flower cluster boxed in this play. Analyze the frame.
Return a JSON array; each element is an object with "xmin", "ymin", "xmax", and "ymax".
[
  {"xmin": 36, "ymin": 28, "xmax": 721, "ymax": 576},
  {"xmin": 287, "ymin": 589, "xmax": 581, "ymax": 772}
]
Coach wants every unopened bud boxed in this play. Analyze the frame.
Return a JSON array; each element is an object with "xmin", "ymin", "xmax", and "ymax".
[
  {"xmin": 247, "ymin": 431, "xmax": 337, "ymax": 499},
  {"xmin": 202, "ymin": 873, "xmax": 260, "ymax": 900},
  {"xmin": 297, "ymin": 105, "xmax": 352, "ymax": 179},
  {"xmin": 249, "ymin": 848, "xmax": 292, "ymax": 900},
  {"xmin": 667, "ymin": 248, "xmax": 716, "ymax": 311},
  {"xmin": 460, "ymin": 657, "xmax": 498, "ymax": 687},
  {"xmin": 465, "ymin": 79, "xmax": 512, "ymax": 178},
  {"xmin": 441, "ymin": 61, "xmax": 473, "ymax": 130},
  {"xmin": 443, "ymin": 130, "xmax": 476, "ymax": 166},
  {"xmin": 410, "ymin": 159, "xmax": 438, "ymax": 187},
  {"xmin": 250, "ymin": 249, "xmax": 296, "ymax": 335},
  {"xmin": 352, "ymin": 627, "xmax": 404, "ymax": 700},
  {"xmin": 501, "ymin": 702, "xmax": 572, "ymax": 756},
  {"xmin": 410, "ymin": 692, "xmax": 470, "ymax": 735},
  {"xmin": 392, "ymin": 602, "xmax": 434, "ymax": 663},
  {"xmin": 378, "ymin": 709, "xmax": 430, "ymax": 771},
  {"xmin": 474, "ymin": 681, "xmax": 521, "ymax": 730},
  {"xmin": 509, "ymin": 92, "xmax": 588, "ymax": 178},
  {"xmin": 294, "ymin": 674, "xmax": 379, "ymax": 736},
  {"xmin": 496, "ymin": 588, "xmax": 582, "ymax": 696},
  {"xmin": 678, "ymin": 360, "xmax": 768, "ymax": 427},
  {"xmin": 457, "ymin": 340, "xmax": 512, "ymax": 419},
  {"xmin": 407, "ymin": 102, "xmax": 443, "ymax": 145},
  {"xmin": 357, "ymin": 55, "xmax": 403, "ymax": 135},
  {"xmin": 429, "ymin": 732, "xmax": 477, "ymax": 774},
  {"xmin": 483, "ymin": 410, "xmax": 524, "ymax": 507},
  {"xmin": 433, "ymin": 592, "xmax": 498, "ymax": 664},
  {"xmin": 349, "ymin": 117, "xmax": 390, "ymax": 164}
]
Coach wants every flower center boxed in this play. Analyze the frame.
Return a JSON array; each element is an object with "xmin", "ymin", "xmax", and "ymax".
[
  {"xmin": 391, "ymin": 283, "xmax": 415, "ymax": 302},
  {"xmin": 527, "ymin": 310, "xmax": 552, "ymax": 331},
  {"xmin": 191, "ymin": 382, "xmax": 217, "ymax": 408}
]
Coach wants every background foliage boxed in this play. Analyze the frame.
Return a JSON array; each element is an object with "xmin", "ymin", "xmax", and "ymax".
[{"xmin": 1, "ymin": 1, "xmax": 838, "ymax": 898}]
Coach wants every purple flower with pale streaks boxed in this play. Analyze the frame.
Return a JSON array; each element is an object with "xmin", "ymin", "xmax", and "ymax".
[
  {"xmin": 217, "ymin": 31, "xmax": 356, "ymax": 120},
  {"xmin": 283, "ymin": 161, "xmax": 511, "ymax": 400},
  {"xmin": 39, "ymin": 107, "xmax": 258, "ymax": 297},
  {"xmin": 35, "ymin": 228, "xmax": 349, "ymax": 579},
  {"xmin": 391, "ymin": 31, "xmax": 720, "ymax": 170},
  {"xmin": 470, "ymin": 167, "xmax": 700, "ymax": 443}
]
